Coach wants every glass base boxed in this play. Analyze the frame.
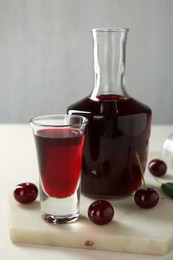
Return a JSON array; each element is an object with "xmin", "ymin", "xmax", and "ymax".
[
  {"xmin": 41, "ymin": 212, "xmax": 79, "ymax": 224},
  {"xmin": 39, "ymin": 180, "xmax": 80, "ymax": 224}
]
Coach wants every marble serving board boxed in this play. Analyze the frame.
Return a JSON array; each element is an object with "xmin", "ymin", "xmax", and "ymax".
[{"xmin": 8, "ymin": 155, "xmax": 173, "ymax": 256}]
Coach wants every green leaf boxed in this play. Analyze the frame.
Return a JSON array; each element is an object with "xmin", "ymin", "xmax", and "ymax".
[{"xmin": 161, "ymin": 182, "xmax": 173, "ymax": 199}]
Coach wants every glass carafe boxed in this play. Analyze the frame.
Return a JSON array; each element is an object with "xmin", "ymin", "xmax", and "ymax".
[{"xmin": 67, "ymin": 28, "xmax": 152, "ymax": 197}]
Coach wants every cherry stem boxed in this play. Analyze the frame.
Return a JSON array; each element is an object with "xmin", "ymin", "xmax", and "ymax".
[
  {"xmin": 154, "ymin": 177, "xmax": 162, "ymax": 184},
  {"xmin": 135, "ymin": 152, "xmax": 147, "ymax": 190}
]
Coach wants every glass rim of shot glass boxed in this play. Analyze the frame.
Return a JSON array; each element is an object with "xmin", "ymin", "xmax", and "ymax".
[{"xmin": 30, "ymin": 114, "xmax": 88, "ymax": 128}]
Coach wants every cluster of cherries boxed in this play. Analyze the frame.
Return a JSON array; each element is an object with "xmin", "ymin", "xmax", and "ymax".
[
  {"xmin": 134, "ymin": 155, "xmax": 167, "ymax": 210},
  {"xmin": 13, "ymin": 156, "xmax": 167, "ymax": 225}
]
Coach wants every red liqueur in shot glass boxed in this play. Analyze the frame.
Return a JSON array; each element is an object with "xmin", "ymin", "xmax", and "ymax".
[{"xmin": 30, "ymin": 114, "xmax": 88, "ymax": 224}]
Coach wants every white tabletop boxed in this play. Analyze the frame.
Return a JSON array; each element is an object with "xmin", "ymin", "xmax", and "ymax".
[{"xmin": 0, "ymin": 124, "xmax": 173, "ymax": 260}]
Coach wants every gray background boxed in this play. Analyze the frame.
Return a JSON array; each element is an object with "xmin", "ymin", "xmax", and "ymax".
[{"xmin": 0, "ymin": 0, "xmax": 173, "ymax": 123}]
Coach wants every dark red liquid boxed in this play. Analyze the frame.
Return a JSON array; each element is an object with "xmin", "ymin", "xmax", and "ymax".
[
  {"xmin": 34, "ymin": 128, "xmax": 85, "ymax": 198},
  {"xmin": 68, "ymin": 95, "xmax": 152, "ymax": 197}
]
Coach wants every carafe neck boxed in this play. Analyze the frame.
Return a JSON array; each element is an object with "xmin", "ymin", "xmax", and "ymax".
[{"xmin": 90, "ymin": 28, "xmax": 129, "ymax": 100}]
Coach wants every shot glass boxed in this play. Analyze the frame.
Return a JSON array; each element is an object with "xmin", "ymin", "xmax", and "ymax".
[{"xmin": 30, "ymin": 114, "xmax": 88, "ymax": 224}]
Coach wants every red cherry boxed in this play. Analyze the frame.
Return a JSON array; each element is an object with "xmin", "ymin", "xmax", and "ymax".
[
  {"xmin": 88, "ymin": 200, "xmax": 114, "ymax": 225},
  {"xmin": 134, "ymin": 188, "xmax": 159, "ymax": 209},
  {"xmin": 13, "ymin": 182, "xmax": 38, "ymax": 204},
  {"xmin": 148, "ymin": 159, "xmax": 167, "ymax": 177}
]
